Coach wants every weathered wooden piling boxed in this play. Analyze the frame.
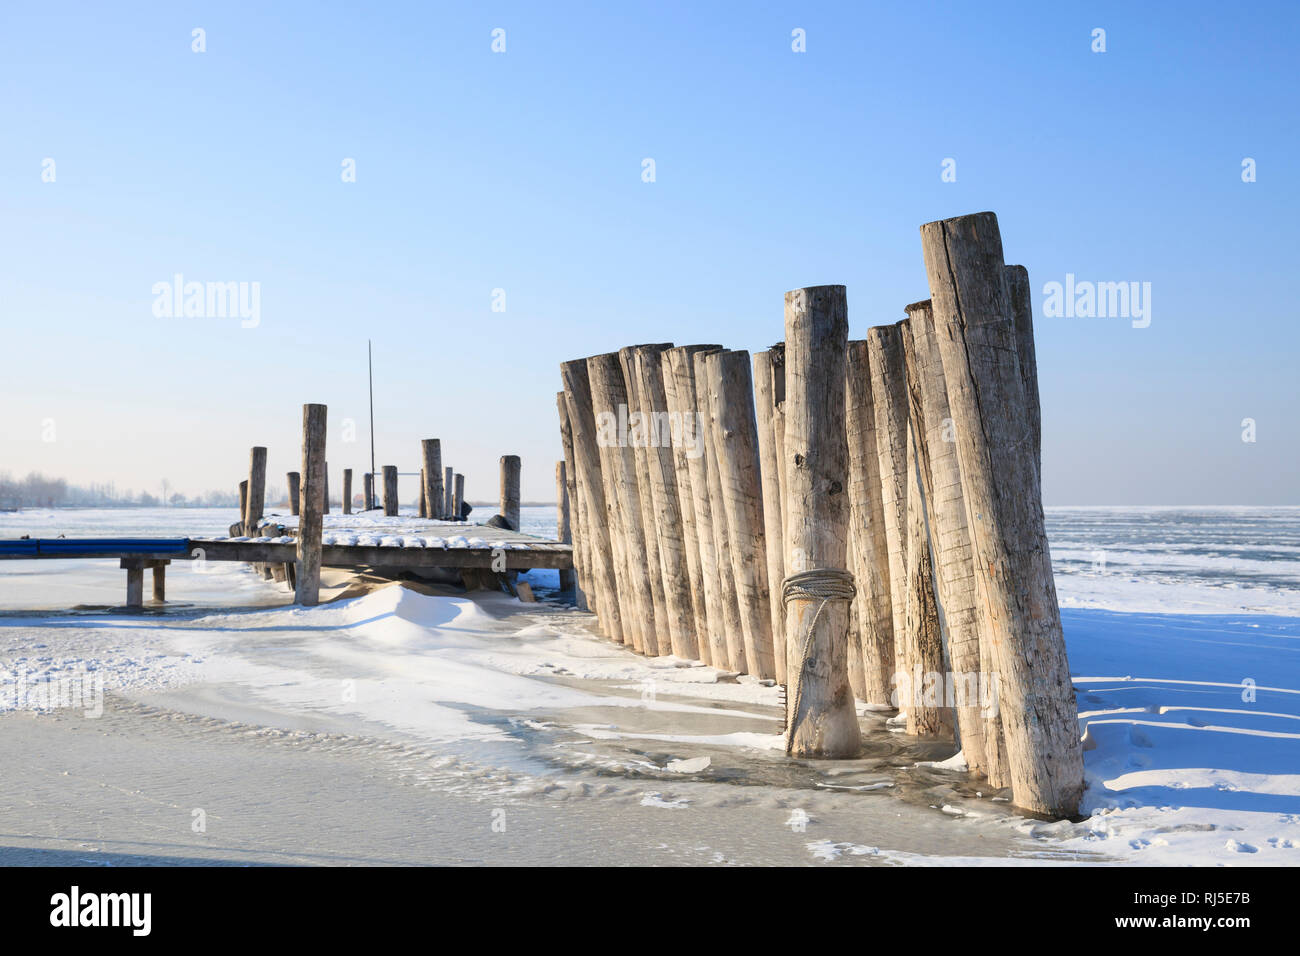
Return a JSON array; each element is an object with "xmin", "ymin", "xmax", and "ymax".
[
  {"xmin": 364, "ymin": 472, "xmax": 374, "ymax": 512},
  {"xmin": 422, "ymin": 440, "xmax": 442, "ymax": 524},
  {"xmin": 753, "ymin": 349, "xmax": 788, "ymax": 684},
  {"xmin": 556, "ymin": 461, "xmax": 575, "ymax": 593},
  {"xmin": 152, "ymin": 564, "xmax": 166, "ymax": 603},
  {"xmin": 902, "ymin": 301, "xmax": 991, "ymax": 774},
  {"xmin": 245, "ymin": 446, "xmax": 267, "ymax": 534},
  {"xmin": 665, "ymin": 347, "xmax": 728, "ymax": 668},
  {"xmin": 619, "ymin": 346, "xmax": 673, "ymax": 655},
  {"xmin": 782, "ymin": 286, "xmax": 859, "ymax": 757},
  {"xmin": 1006, "ymin": 264, "xmax": 1042, "ymax": 475},
  {"xmin": 704, "ymin": 349, "xmax": 775, "ymax": 679},
  {"xmin": 342, "ymin": 468, "xmax": 353, "ymax": 515},
  {"xmin": 499, "ymin": 455, "xmax": 521, "ymax": 532},
  {"xmin": 382, "ymin": 466, "xmax": 398, "ymax": 516},
  {"xmin": 287, "ymin": 472, "xmax": 301, "ymax": 516},
  {"xmin": 419, "ymin": 469, "xmax": 428, "ymax": 518},
  {"xmin": 631, "ymin": 345, "xmax": 698, "ymax": 659},
  {"xmin": 693, "ymin": 349, "xmax": 746, "ymax": 671},
  {"xmin": 560, "ymin": 358, "xmax": 626, "ymax": 645},
  {"xmin": 867, "ymin": 324, "xmax": 911, "ymax": 696},
  {"xmin": 587, "ymin": 352, "xmax": 657, "ymax": 653},
  {"xmin": 238, "ymin": 481, "xmax": 248, "ymax": 523},
  {"xmin": 453, "ymin": 474, "xmax": 464, "ymax": 522},
  {"xmin": 323, "ymin": 464, "xmax": 330, "ymax": 515},
  {"xmin": 845, "ymin": 339, "xmax": 896, "ymax": 706},
  {"xmin": 661, "ymin": 346, "xmax": 720, "ymax": 665},
  {"xmin": 920, "ymin": 210, "xmax": 1082, "ymax": 817},
  {"xmin": 296, "ymin": 404, "xmax": 327, "ymax": 607},
  {"xmin": 556, "ymin": 392, "xmax": 590, "ymax": 610},
  {"xmin": 443, "ymin": 466, "xmax": 454, "ymax": 519}
]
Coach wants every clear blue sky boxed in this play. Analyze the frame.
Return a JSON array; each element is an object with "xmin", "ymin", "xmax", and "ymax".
[{"xmin": 2, "ymin": 1, "xmax": 1296, "ymax": 504}]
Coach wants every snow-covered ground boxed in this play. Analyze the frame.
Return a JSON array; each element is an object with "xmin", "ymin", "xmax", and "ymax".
[{"xmin": 0, "ymin": 506, "xmax": 1296, "ymax": 865}]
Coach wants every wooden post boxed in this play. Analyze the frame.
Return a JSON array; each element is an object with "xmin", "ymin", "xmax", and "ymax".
[
  {"xmin": 1006, "ymin": 264, "xmax": 1042, "ymax": 475},
  {"xmin": 499, "ymin": 455, "xmax": 521, "ymax": 532},
  {"xmin": 287, "ymin": 472, "xmax": 301, "ymax": 516},
  {"xmin": 704, "ymin": 350, "xmax": 775, "ymax": 679},
  {"xmin": 444, "ymin": 466, "xmax": 454, "ymax": 519},
  {"xmin": 152, "ymin": 563, "xmax": 166, "ymax": 603},
  {"xmin": 323, "ymin": 463, "xmax": 330, "ymax": 515},
  {"xmin": 560, "ymin": 359, "xmax": 625, "ymax": 644},
  {"xmin": 382, "ymin": 466, "xmax": 398, "ymax": 516},
  {"xmin": 422, "ymin": 440, "xmax": 442, "ymax": 525},
  {"xmin": 845, "ymin": 340, "xmax": 896, "ymax": 706},
  {"xmin": 662, "ymin": 346, "xmax": 722, "ymax": 665},
  {"xmin": 556, "ymin": 392, "xmax": 590, "ymax": 610},
  {"xmin": 920, "ymin": 210, "xmax": 1082, "ymax": 817},
  {"xmin": 296, "ymin": 404, "xmax": 327, "ymax": 606},
  {"xmin": 342, "ymin": 468, "xmax": 353, "ymax": 515},
  {"xmin": 419, "ymin": 469, "xmax": 428, "ymax": 517},
  {"xmin": 123, "ymin": 560, "xmax": 144, "ymax": 609},
  {"xmin": 753, "ymin": 350, "xmax": 788, "ymax": 684},
  {"xmin": 245, "ymin": 446, "xmax": 267, "ymax": 534},
  {"xmin": 867, "ymin": 324, "xmax": 911, "ymax": 699},
  {"xmin": 781, "ymin": 286, "xmax": 859, "ymax": 757},
  {"xmin": 238, "ymin": 481, "xmax": 248, "ymax": 524},
  {"xmin": 618, "ymin": 346, "xmax": 673, "ymax": 655},
  {"xmin": 453, "ymin": 474, "xmax": 464, "ymax": 522},
  {"xmin": 692, "ymin": 349, "xmax": 746, "ymax": 671},
  {"xmin": 902, "ymin": 301, "xmax": 992, "ymax": 774},
  {"xmin": 556, "ymin": 461, "xmax": 576, "ymax": 592},
  {"xmin": 631, "ymin": 345, "xmax": 698, "ymax": 659},
  {"xmin": 586, "ymin": 352, "xmax": 657, "ymax": 653},
  {"xmin": 771, "ymin": 344, "xmax": 789, "ymax": 564},
  {"xmin": 363, "ymin": 473, "xmax": 374, "ymax": 511}
]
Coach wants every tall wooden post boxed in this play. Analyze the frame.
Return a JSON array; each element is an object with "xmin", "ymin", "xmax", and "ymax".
[
  {"xmin": 753, "ymin": 350, "xmax": 788, "ymax": 684},
  {"xmin": 631, "ymin": 345, "xmax": 698, "ymax": 660},
  {"xmin": 867, "ymin": 324, "xmax": 911, "ymax": 698},
  {"xmin": 920, "ymin": 211, "xmax": 1082, "ymax": 817},
  {"xmin": 296, "ymin": 403, "xmax": 327, "ymax": 606},
  {"xmin": 422, "ymin": 440, "xmax": 442, "ymax": 525},
  {"xmin": 443, "ymin": 466, "xmax": 454, "ymax": 519},
  {"xmin": 902, "ymin": 301, "xmax": 992, "ymax": 774},
  {"xmin": 382, "ymin": 466, "xmax": 398, "ymax": 516},
  {"xmin": 323, "ymin": 463, "xmax": 330, "ymax": 515},
  {"xmin": 704, "ymin": 349, "xmax": 775, "ymax": 679},
  {"xmin": 556, "ymin": 461, "xmax": 576, "ymax": 592},
  {"xmin": 587, "ymin": 352, "xmax": 656, "ymax": 653},
  {"xmin": 782, "ymin": 286, "xmax": 859, "ymax": 757},
  {"xmin": 557, "ymin": 392, "xmax": 590, "ymax": 610},
  {"xmin": 845, "ymin": 340, "xmax": 896, "ymax": 706},
  {"xmin": 693, "ymin": 349, "xmax": 746, "ymax": 671},
  {"xmin": 152, "ymin": 564, "xmax": 166, "ymax": 603},
  {"xmin": 453, "ymin": 474, "xmax": 464, "ymax": 522},
  {"xmin": 364, "ymin": 472, "xmax": 374, "ymax": 512},
  {"xmin": 662, "ymin": 346, "xmax": 721, "ymax": 665},
  {"xmin": 419, "ymin": 469, "xmax": 428, "ymax": 518},
  {"xmin": 1006, "ymin": 264, "xmax": 1042, "ymax": 476},
  {"xmin": 245, "ymin": 446, "xmax": 267, "ymax": 534},
  {"xmin": 561, "ymin": 358, "xmax": 625, "ymax": 644},
  {"xmin": 342, "ymin": 468, "xmax": 353, "ymax": 515},
  {"xmin": 238, "ymin": 481, "xmax": 248, "ymax": 524},
  {"xmin": 499, "ymin": 455, "xmax": 521, "ymax": 532},
  {"xmin": 618, "ymin": 346, "xmax": 672, "ymax": 655},
  {"xmin": 287, "ymin": 472, "xmax": 301, "ymax": 516}
]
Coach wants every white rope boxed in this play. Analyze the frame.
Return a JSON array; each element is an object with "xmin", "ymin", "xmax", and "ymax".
[{"xmin": 781, "ymin": 568, "xmax": 855, "ymax": 754}]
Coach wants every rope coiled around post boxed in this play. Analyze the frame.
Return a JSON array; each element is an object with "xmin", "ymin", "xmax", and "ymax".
[{"xmin": 781, "ymin": 568, "xmax": 856, "ymax": 754}]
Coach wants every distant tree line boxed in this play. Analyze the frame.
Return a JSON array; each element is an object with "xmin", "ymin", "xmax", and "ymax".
[{"xmin": 0, "ymin": 471, "xmax": 239, "ymax": 509}]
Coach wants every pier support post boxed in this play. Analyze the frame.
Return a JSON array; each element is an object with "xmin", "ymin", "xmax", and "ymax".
[
  {"xmin": 287, "ymin": 472, "xmax": 301, "ymax": 516},
  {"xmin": 920, "ymin": 211, "xmax": 1082, "ymax": 817},
  {"xmin": 245, "ymin": 446, "xmax": 267, "ymax": 535},
  {"xmin": 152, "ymin": 562, "xmax": 167, "ymax": 603},
  {"xmin": 382, "ymin": 466, "xmax": 398, "ymax": 516},
  {"xmin": 499, "ymin": 455, "xmax": 520, "ymax": 532},
  {"xmin": 419, "ymin": 469, "xmax": 428, "ymax": 518},
  {"xmin": 342, "ymin": 468, "xmax": 353, "ymax": 515},
  {"xmin": 556, "ymin": 393, "xmax": 590, "ymax": 610},
  {"xmin": 845, "ymin": 340, "xmax": 897, "ymax": 707},
  {"xmin": 296, "ymin": 403, "xmax": 327, "ymax": 606},
  {"xmin": 422, "ymin": 441, "xmax": 442, "ymax": 524},
  {"xmin": 556, "ymin": 461, "xmax": 575, "ymax": 592},
  {"xmin": 453, "ymin": 474, "xmax": 464, "ymax": 522},
  {"xmin": 692, "ymin": 349, "xmax": 746, "ymax": 671},
  {"xmin": 238, "ymin": 481, "xmax": 248, "ymax": 526},
  {"xmin": 444, "ymin": 467, "xmax": 454, "ymax": 519},
  {"xmin": 782, "ymin": 286, "xmax": 860, "ymax": 757},
  {"xmin": 123, "ymin": 560, "xmax": 144, "ymax": 609},
  {"xmin": 704, "ymin": 349, "xmax": 775, "ymax": 678},
  {"xmin": 323, "ymin": 464, "xmax": 330, "ymax": 514},
  {"xmin": 753, "ymin": 350, "xmax": 788, "ymax": 684},
  {"xmin": 364, "ymin": 473, "xmax": 374, "ymax": 512}
]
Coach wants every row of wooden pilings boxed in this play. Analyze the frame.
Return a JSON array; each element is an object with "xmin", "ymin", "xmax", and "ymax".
[{"xmin": 556, "ymin": 212, "xmax": 1083, "ymax": 818}]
